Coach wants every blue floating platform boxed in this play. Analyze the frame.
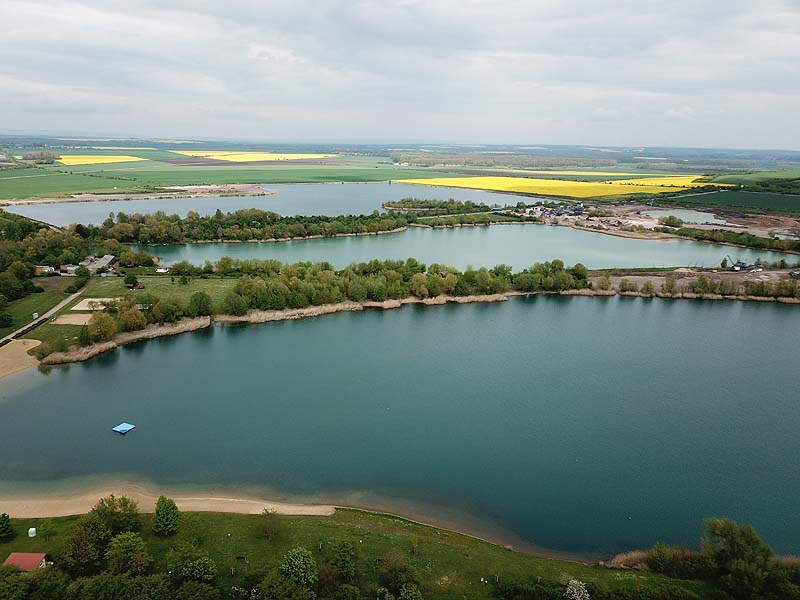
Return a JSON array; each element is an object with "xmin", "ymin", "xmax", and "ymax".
[{"xmin": 112, "ymin": 422, "xmax": 136, "ymax": 434}]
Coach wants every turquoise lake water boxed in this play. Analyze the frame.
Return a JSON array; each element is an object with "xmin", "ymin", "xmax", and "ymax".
[
  {"xmin": 4, "ymin": 183, "xmax": 540, "ymax": 226},
  {"xmin": 1, "ymin": 296, "xmax": 798, "ymax": 556},
  {"xmin": 139, "ymin": 225, "xmax": 795, "ymax": 271}
]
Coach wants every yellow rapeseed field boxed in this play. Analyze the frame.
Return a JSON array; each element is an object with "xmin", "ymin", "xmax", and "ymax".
[
  {"xmin": 57, "ymin": 155, "xmax": 148, "ymax": 166},
  {"xmin": 170, "ymin": 151, "xmax": 336, "ymax": 162},
  {"xmin": 398, "ymin": 176, "xmax": 691, "ymax": 198},
  {"xmin": 602, "ymin": 176, "xmax": 712, "ymax": 187}
]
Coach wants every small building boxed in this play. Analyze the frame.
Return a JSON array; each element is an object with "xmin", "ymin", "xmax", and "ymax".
[
  {"xmin": 79, "ymin": 254, "xmax": 115, "ymax": 274},
  {"xmin": 59, "ymin": 264, "xmax": 79, "ymax": 276},
  {"xmin": 34, "ymin": 265, "xmax": 55, "ymax": 275},
  {"xmin": 2, "ymin": 552, "xmax": 47, "ymax": 572}
]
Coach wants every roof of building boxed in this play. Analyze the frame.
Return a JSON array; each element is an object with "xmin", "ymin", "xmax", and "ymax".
[{"xmin": 3, "ymin": 553, "xmax": 46, "ymax": 571}]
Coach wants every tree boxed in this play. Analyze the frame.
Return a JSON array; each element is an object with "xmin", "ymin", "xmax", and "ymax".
[
  {"xmin": 61, "ymin": 514, "xmax": 112, "ymax": 576},
  {"xmin": 93, "ymin": 494, "xmax": 142, "ymax": 535},
  {"xmin": 223, "ymin": 291, "xmax": 248, "ymax": 316},
  {"xmin": 335, "ymin": 584, "xmax": 362, "ymax": 600},
  {"xmin": 398, "ymin": 584, "xmax": 424, "ymax": 600},
  {"xmin": 186, "ymin": 291, "xmax": 213, "ymax": 317},
  {"xmin": 280, "ymin": 547, "xmax": 318, "ymax": 588},
  {"xmin": 78, "ymin": 325, "xmax": 91, "ymax": 346},
  {"xmin": 259, "ymin": 570, "xmax": 309, "ymax": 600},
  {"xmin": 152, "ymin": 495, "xmax": 181, "ymax": 536},
  {"xmin": 0, "ymin": 566, "xmax": 29, "ymax": 600},
  {"xmin": 106, "ymin": 531, "xmax": 152, "ymax": 575},
  {"xmin": 596, "ymin": 274, "xmax": 611, "ymax": 290},
  {"xmin": 124, "ymin": 273, "xmax": 139, "ymax": 287},
  {"xmin": 260, "ymin": 508, "xmax": 287, "ymax": 542},
  {"xmin": 176, "ymin": 580, "xmax": 221, "ymax": 600},
  {"xmin": 118, "ymin": 307, "xmax": 148, "ymax": 331},
  {"xmin": 703, "ymin": 518, "xmax": 774, "ymax": 598},
  {"xmin": 167, "ymin": 542, "xmax": 217, "ymax": 583},
  {"xmin": 87, "ymin": 312, "xmax": 117, "ymax": 343},
  {"xmin": 331, "ymin": 540, "xmax": 357, "ymax": 582},
  {"xmin": 0, "ymin": 513, "xmax": 14, "ymax": 542},
  {"xmin": 565, "ymin": 579, "xmax": 590, "ymax": 600}
]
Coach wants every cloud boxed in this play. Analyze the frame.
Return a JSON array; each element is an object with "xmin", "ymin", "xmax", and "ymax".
[{"xmin": 0, "ymin": 0, "xmax": 798, "ymax": 148}]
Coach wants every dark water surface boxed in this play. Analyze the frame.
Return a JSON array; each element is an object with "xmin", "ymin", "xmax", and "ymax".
[{"xmin": 1, "ymin": 296, "xmax": 798, "ymax": 556}]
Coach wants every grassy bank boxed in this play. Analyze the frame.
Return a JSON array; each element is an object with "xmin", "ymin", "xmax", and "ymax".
[
  {"xmin": 0, "ymin": 509, "xmax": 705, "ymax": 599},
  {"xmin": 0, "ymin": 277, "xmax": 70, "ymax": 338}
]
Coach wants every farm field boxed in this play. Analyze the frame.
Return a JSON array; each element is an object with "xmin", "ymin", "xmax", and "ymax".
[
  {"xmin": 662, "ymin": 190, "xmax": 800, "ymax": 214},
  {"xmin": 170, "ymin": 150, "xmax": 337, "ymax": 161},
  {"xmin": 0, "ymin": 171, "xmax": 141, "ymax": 199},
  {"xmin": 398, "ymin": 176, "xmax": 696, "ymax": 198},
  {"xmin": 57, "ymin": 155, "xmax": 149, "ymax": 166},
  {"xmin": 711, "ymin": 169, "xmax": 800, "ymax": 184}
]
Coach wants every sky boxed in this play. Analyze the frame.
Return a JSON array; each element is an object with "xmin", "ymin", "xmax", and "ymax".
[{"xmin": 1, "ymin": 0, "xmax": 799, "ymax": 149}]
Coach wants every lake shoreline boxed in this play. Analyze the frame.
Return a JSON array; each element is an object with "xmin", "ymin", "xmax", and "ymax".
[
  {"xmin": 22, "ymin": 289, "xmax": 798, "ymax": 373},
  {"xmin": 0, "ymin": 479, "xmax": 599, "ymax": 563}
]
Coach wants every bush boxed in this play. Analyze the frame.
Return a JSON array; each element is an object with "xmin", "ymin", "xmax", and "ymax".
[
  {"xmin": 167, "ymin": 543, "xmax": 217, "ymax": 583},
  {"xmin": 260, "ymin": 508, "xmax": 286, "ymax": 542},
  {"xmin": 331, "ymin": 540, "xmax": 357, "ymax": 582},
  {"xmin": 176, "ymin": 580, "xmax": 221, "ymax": 600},
  {"xmin": 92, "ymin": 494, "xmax": 142, "ymax": 535},
  {"xmin": 152, "ymin": 496, "xmax": 181, "ymax": 536},
  {"xmin": 105, "ymin": 532, "xmax": 152, "ymax": 575},
  {"xmin": 647, "ymin": 543, "xmax": 716, "ymax": 580},
  {"xmin": 223, "ymin": 291, "xmax": 249, "ymax": 316}
]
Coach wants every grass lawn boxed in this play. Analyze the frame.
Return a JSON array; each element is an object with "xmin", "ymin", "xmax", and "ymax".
[
  {"xmin": 82, "ymin": 275, "xmax": 237, "ymax": 306},
  {"xmin": 23, "ymin": 276, "xmax": 237, "ymax": 346},
  {"xmin": 0, "ymin": 278, "xmax": 70, "ymax": 338},
  {"xmin": 0, "ymin": 509, "xmax": 705, "ymax": 599}
]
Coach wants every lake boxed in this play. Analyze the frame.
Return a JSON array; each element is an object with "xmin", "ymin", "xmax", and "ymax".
[
  {"xmin": 1, "ymin": 296, "xmax": 798, "ymax": 556},
  {"xmin": 3, "ymin": 183, "xmax": 541, "ymax": 226},
  {"xmin": 642, "ymin": 209, "xmax": 727, "ymax": 225},
  {"xmin": 137, "ymin": 224, "xmax": 795, "ymax": 271}
]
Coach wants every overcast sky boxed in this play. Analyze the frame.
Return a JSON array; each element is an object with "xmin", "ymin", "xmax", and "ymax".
[{"xmin": 1, "ymin": 0, "xmax": 799, "ymax": 149}]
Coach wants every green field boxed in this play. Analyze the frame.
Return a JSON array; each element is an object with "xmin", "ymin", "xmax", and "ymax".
[
  {"xmin": 81, "ymin": 275, "xmax": 237, "ymax": 305},
  {"xmin": 0, "ymin": 156, "xmax": 457, "ymax": 199},
  {"xmin": 711, "ymin": 169, "xmax": 800, "ymax": 184},
  {"xmin": 661, "ymin": 190, "xmax": 800, "ymax": 213},
  {"xmin": 0, "ymin": 509, "xmax": 703, "ymax": 599},
  {"xmin": 0, "ymin": 278, "xmax": 70, "ymax": 338}
]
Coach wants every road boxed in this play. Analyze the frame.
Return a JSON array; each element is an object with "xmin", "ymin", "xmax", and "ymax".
[{"xmin": 0, "ymin": 288, "xmax": 85, "ymax": 345}]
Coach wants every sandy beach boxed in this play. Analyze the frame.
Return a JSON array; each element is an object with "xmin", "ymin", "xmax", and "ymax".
[
  {"xmin": 0, "ymin": 339, "xmax": 41, "ymax": 379},
  {"xmin": 0, "ymin": 483, "xmax": 334, "ymax": 518}
]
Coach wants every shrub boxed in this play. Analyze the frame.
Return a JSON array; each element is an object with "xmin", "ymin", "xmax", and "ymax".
[
  {"xmin": 92, "ymin": 494, "xmax": 142, "ymax": 535},
  {"xmin": 331, "ymin": 540, "xmax": 357, "ymax": 582},
  {"xmin": 260, "ymin": 508, "xmax": 286, "ymax": 542},
  {"xmin": 167, "ymin": 543, "xmax": 217, "ymax": 583},
  {"xmin": 565, "ymin": 580, "xmax": 589, "ymax": 600},
  {"xmin": 335, "ymin": 584, "xmax": 362, "ymax": 600},
  {"xmin": 105, "ymin": 532, "xmax": 152, "ymax": 575}
]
